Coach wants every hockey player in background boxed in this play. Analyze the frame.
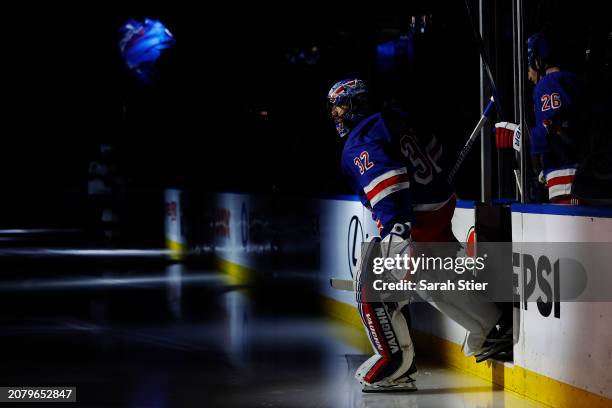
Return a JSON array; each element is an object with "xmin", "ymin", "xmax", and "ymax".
[
  {"xmin": 495, "ymin": 31, "xmax": 584, "ymax": 204},
  {"xmin": 327, "ymin": 79, "xmax": 512, "ymax": 392}
]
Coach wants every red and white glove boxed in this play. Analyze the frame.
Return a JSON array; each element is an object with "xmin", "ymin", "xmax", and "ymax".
[{"xmin": 494, "ymin": 122, "xmax": 521, "ymax": 151}]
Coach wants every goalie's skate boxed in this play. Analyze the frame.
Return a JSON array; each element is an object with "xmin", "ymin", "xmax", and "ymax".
[
  {"xmin": 362, "ymin": 373, "xmax": 417, "ymax": 393},
  {"xmin": 361, "ymin": 362, "xmax": 418, "ymax": 393},
  {"xmin": 475, "ymin": 327, "xmax": 513, "ymax": 363}
]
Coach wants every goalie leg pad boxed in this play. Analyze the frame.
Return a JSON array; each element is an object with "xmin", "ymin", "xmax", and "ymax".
[
  {"xmin": 355, "ymin": 301, "xmax": 415, "ymax": 385},
  {"xmin": 427, "ymin": 296, "xmax": 501, "ymax": 355}
]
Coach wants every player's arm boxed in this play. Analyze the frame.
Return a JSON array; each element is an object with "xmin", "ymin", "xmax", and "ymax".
[
  {"xmin": 343, "ymin": 142, "xmax": 413, "ymax": 237},
  {"xmin": 530, "ymin": 84, "xmax": 569, "ymax": 181},
  {"xmin": 530, "ymin": 94, "xmax": 550, "ymax": 152},
  {"xmin": 530, "ymin": 81, "xmax": 576, "ymax": 154}
]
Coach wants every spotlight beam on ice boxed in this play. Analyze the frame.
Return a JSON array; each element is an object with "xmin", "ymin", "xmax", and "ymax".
[
  {"xmin": 0, "ymin": 247, "xmax": 214, "ymax": 258},
  {"xmin": 0, "ymin": 273, "xmax": 235, "ymax": 292},
  {"xmin": 0, "ymin": 248, "xmax": 174, "ymax": 258},
  {"xmin": 0, "ymin": 229, "xmax": 81, "ymax": 235}
]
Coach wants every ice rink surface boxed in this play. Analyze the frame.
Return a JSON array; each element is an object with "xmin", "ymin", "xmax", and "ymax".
[{"xmin": 0, "ymin": 262, "xmax": 543, "ymax": 408}]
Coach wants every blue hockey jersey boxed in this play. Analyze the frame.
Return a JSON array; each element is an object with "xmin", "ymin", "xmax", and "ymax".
[
  {"xmin": 342, "ymin": 109, "xmax": 454, "ymax": 236},
  {"xmin": 531, "ymin": 70, "xmax": 583, "ymax": 172}
]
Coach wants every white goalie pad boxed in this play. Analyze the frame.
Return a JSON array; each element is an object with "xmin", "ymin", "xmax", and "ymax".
[{"xmin": 355, "ymin": 301, "xmax": 415, "ymax": 385}]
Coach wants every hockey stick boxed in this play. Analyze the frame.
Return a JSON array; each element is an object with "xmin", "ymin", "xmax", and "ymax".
[
  {"xmin": 447, "ymin": 97, "xmax": 496, "ymax": 183},
  {"xmin": 330, "ymin": 278, "xmax": 354, "ymax": 292},
  {"xmin": 463, "ymin": 0, "xmax": 504, "ymax": 119},
  {"xmin": 463, "ymin": 0, "xmax": 524, "ymax": 197}
]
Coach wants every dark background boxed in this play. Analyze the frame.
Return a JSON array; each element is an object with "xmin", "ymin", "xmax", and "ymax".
[
  {"xmin": 1, "ymin": 3, "xmax": 481, "ymax": 230},
  {"xmin": 1, "ymin": 2, "xmax": 609, "ymax": 238}
]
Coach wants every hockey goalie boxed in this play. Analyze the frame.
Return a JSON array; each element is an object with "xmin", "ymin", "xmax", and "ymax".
[{"xmin": 327, "ymin": 78, "xmax": 513, "ymax": 392}]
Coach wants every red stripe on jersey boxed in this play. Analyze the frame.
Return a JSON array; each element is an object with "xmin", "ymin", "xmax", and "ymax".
[
  {"xmin": 366, "ymin": 174, "xmax": 410, "ymax": 202},
  {"xmin": 547, "ymin": 175, "xmax": 575, "ymax": 187},
  {"xmin": 550, "ymin": 196, "xmax": 573, "ymax": 204}
]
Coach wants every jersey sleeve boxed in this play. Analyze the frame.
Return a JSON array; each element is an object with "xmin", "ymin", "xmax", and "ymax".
[
  {"xmin": 530, "ymin": 79, "xmax": 573, "ymax": 156},
  {"xmin": 343, "ymin": 139, "xmax": 413, "ymax": 236}
]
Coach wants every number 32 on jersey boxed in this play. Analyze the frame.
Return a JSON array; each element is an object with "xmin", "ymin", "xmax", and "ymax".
[{"xmin": 354, "ymin": 151, "xmax": 374, "ymax": 175}]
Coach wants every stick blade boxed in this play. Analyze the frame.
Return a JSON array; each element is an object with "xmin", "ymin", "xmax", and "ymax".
[{"xmin": 330, "ymin": 278, "xmax": 354, "ymax": 292}]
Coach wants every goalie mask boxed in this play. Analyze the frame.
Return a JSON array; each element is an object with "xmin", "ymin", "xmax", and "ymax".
[{"xmin": 327, "ymin": 78, "xmax": 370, "ymax": 137}]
